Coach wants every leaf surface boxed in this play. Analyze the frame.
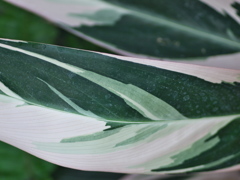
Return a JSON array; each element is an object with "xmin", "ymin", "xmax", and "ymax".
[
  {"xmin": 0, "ymin": 39, "xmax": 240, "ymax": 174},
  {"xmin": 5, "ymin": 0, "xmax": 240, "ymax": 69}
]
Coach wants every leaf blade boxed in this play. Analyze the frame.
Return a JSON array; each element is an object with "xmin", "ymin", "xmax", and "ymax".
[
  {"xmin": 5, "ymin": 0, "xmax": 240, "ymax": 69},
  {"xmin": 0, "ymin": 39, "xmax": 240, "ymax": 174}
]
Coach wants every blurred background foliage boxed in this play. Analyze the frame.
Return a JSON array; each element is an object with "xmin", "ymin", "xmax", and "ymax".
[
  {"xmin": 0, "ymin": 1, "xmax": 112, "ymax": 51},
  {"xmin": 0, "ymin": 1, "xmax": 123, "ymax": 180}
]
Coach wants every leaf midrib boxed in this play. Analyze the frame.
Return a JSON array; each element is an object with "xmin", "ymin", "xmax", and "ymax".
[
  {"xmin": 108, "ymin": 2, "xmax": 240, "ymax": 49},
  {"xmin": 1, "ymin": 93, "xmax": 239, "ymax": 124}
]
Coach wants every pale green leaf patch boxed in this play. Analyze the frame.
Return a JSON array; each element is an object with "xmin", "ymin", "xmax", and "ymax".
[
  {"xmin": 1, "ymin": 39, "xmax": 240, "ymax": 174},
  {"xmin": 0, "ymin": 42, "xmax": 186, "ymax": 121},
  {"xmin": 0, "ymin": 81, "xmax": 23, "ymax": 100},
  {"xmin": 6, "ymin": 0, "xmax": 240, "ymax": 67},
  {"xmin": 38, "ymin": 78, "xmax": 101, "ymax": 118}
]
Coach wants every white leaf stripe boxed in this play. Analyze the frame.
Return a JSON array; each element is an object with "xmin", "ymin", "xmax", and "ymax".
[
  {"xmin": 200, "ymin": 0, "xmax": 240, "ymax": 24},
  {"xmin": 38, "ymin": 78, "xmax": 101, "ymax": 119},
  {"xmin": 1, "ymin": 94, "xmax": 239, "ymax": 173},
  {"xmin": 0, "ymin": 81, "xmax": 23, "ymax": 100},
  {"xmin": 65, "ymin": 0, "xmax": 240, "ymax": 49},
  {"xmin": 123, "ymin": 6, "xmax": 240, "ymax": 49},
  {"xmin": 1, "ymin": 39, "xmax": 240, "ymax": 174},
  {"xmin": 1, "ymin": 39, "xmax": 240, "ymax": 120},
  {"xmin": 0, "ymin": 42, "xmax": 185, "ymax": 121},
  {"xmin": 5, "ymin": 0, "xmax": 240, "ymax": 67},
  {"xmin": 100, "ymin": 53, "xmax": 240, "ymax": 84},
  {"xmin": 108, "ymin": 87, "xmax": 162, "ymax": 120}
]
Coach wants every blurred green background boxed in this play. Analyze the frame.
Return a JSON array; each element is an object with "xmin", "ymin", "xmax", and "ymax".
[
  {"xmin": 0, "ymin": 1, "xmax": 112, "ymax": 51},
  {"xmin": 0, "ymin": 1, "xmax": 124, "ymax": 180}
]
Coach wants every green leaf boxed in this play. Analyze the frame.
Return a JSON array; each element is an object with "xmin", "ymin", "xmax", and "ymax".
[
  {"xmin": 0, "ymin": 39, "xmax": 240, "ymax": 174},
  {"xmin": 5, "ymin": 0, "xmax": 240, "ymax": 69}
]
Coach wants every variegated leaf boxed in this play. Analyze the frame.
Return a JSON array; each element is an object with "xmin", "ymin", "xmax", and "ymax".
[
  {"xmin": 5, "ymin": 0, "xmax": 240, "ymax": 69},
  {"xmin": 121, "ymin": 172, "xmax": 240, "ymax": 180},
  {"xmin": 0, "ymin": 39, "xmax": 240, "ymax": 174}
]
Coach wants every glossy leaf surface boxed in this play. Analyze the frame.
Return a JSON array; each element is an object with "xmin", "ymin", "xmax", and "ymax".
[{"xmin": 0, "ymin": 39, "xmax": 240, "ymax": 174}]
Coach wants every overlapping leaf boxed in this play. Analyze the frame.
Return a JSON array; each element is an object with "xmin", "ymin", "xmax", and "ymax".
[
  {"xmin": 0, "ymin": 39, "xmax": 240, "ymax": 174},
  {"xmin": 5, "ymin": 0, "xmax": 240, "ymax": 69}
]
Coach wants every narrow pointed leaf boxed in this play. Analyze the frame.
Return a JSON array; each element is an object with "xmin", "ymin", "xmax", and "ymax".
[
  {"xmin": 0, "ymin": 39, "xmax": 240, "ymax": 174},
  {"xmin": 5, "ymin": 0, "xmax": 240, "ymax": 69}
]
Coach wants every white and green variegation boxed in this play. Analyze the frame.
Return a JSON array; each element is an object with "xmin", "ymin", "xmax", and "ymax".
[
  {"xmin": 0, "ymin": 39, "xmax": 240, "ymax": 174},
  {"xmin": 5, "ymin": 0, "xmax": 240, "ymax": 69},
  {"xmin": 120, "ymin": 171, "xmax": 240, "ymax": 180}
]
